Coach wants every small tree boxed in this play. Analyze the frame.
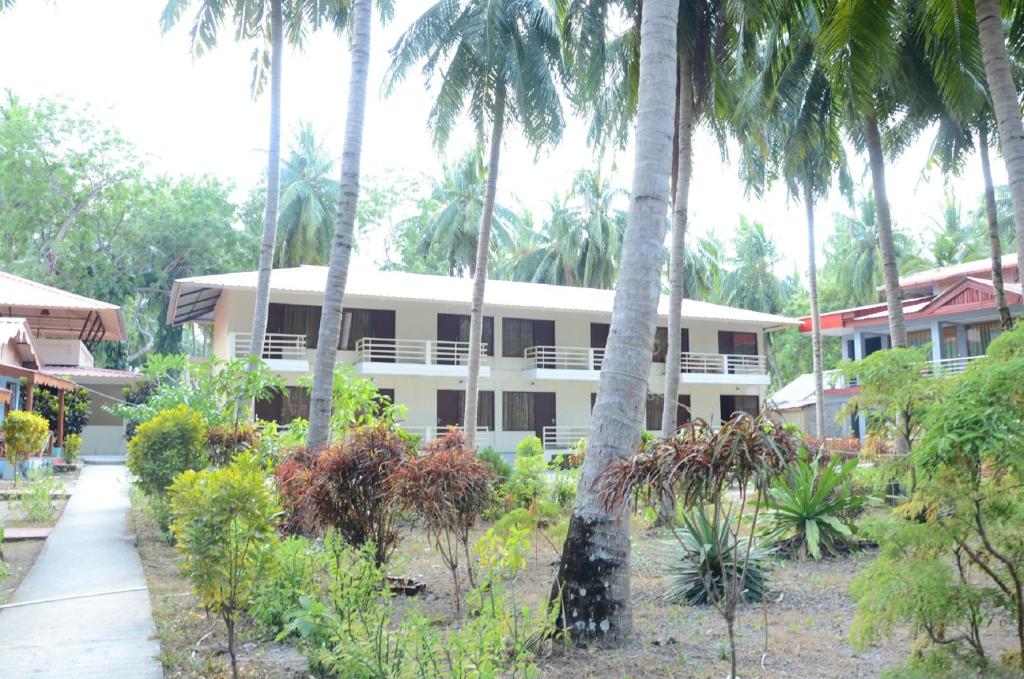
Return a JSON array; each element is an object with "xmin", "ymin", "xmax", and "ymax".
[
  {"xmin": 1, "ymin": 411, "xmax": 49, "ymax": 486},
  {"xmin": 601, "ymin": 412, "xmax": 800, "ymax": 678},
  {"xmin": 169, "ymin": 452, "xmax": 280, "ymax": 679},
  {"xmin": 390, "ymin": 430, "xmax": 494, "ymax": 614},
  {"xmin": 21, "ymin": 385, "xmax": 90, "ymax": 436}
]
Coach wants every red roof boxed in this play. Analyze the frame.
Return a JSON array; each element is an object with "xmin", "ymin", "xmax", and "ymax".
[{"xmin": 888, "ymin": 254, "xmax": 1018, "ymax": 291}]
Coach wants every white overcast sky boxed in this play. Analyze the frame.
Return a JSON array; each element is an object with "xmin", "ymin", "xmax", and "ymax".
[{"xmin": 0, "ymin": 0, "xmax": 1007, "ymax": 280}]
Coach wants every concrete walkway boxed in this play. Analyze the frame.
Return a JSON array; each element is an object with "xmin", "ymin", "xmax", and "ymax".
[{"xmin": 0, "ymin": 465, "xmax": 163, "ymax": 678}]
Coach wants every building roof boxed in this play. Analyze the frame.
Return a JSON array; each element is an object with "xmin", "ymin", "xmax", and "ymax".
[
  {"xmin": 768, "ymin": 370, "xmax": 844, "ymax": 409},
  {"xmin": 41, "ymin": 366, "xmax": 142, "ymax": 383},
  {"xmin": 0, "ymin": 272, "xmax": 127, "ymax": 341},
  {"xmin": 0, "ymin": 318, "xmax": 42, "ymax": 368},
  {"xmin": 169, "ymin": 266, "xmax": 799, "ymax": 329},
  {"xmin": 0, "ymin": 361, "xmax": 78, "ymax": 391},
  {"xmin": 891, "ymin": 253, "xmax": 1018, "ymax": 292}
]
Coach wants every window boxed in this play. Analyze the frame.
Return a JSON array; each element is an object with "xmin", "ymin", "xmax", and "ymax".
[
  {"xmin": 437, "ymin": 313, "xmax": 494, "ymax": 357},
  {"xmin": 267, "ymin": 304, "xmax": 395, "ymax": 351},
  {"xmin": 502, "ymin": 391, "xmax": 556, "ymax": 438},
  {"xmin": 907, "ymin": 329, "xmax": 931, "ymax": 347},
  {"xmin": 653, "ymin": 327, "xmax": 690, "ymax": 363},
  {"xmin": 502, "ymin": 318, "xmax": 555, "ymax": 357},
  {"xmin": 644, "ymin": 394, "xmax": 692, "ymax": 431},
  {"xmin": 718, "ymin": 331, "xmax": 758, "ymax": 356},
  {"xmin": 267, "ymin": 303, "xmax": 321, "ymax": 348},
  {"xmin": 720, "ymin": 394, "xmax": 759, "ymax": 421},
  {"xmin": 966, "ymin": 321, "xmax": 1001, "ymax": 357},
  {"xmin": 939, "ymin": 324, "xmax": 959, "ymax": 359},
  {"xmin": 436, "ymin": 390, "xmax": 494, "ymax": 430},
  {"xmin": 340, "ymin": 308, "xmax": 396, "ymax": 351},
  {"xmin": 255, "ymin": 386, "xmax": 310, "ymax": 424}
]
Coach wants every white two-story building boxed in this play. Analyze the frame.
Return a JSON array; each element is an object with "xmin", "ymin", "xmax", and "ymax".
[{"xmin": 167, "ymin": 266, "xmax": 798, "ymax": 454}]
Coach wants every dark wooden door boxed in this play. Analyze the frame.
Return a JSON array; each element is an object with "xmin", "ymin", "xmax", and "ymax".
[
  {"xmin": 590, "ymin": 323, "xmax": 609, "ymax": 348},
  {"xmin": 533, "ymin": 392, "xmax": 556, "ymax": 439},
  {"xmin": 436, "ymin": 390, "xmax": 461, "ymax": 427}
]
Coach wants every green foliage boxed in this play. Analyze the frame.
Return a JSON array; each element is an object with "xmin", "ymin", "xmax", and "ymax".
[
  {"xmin": 206, "ymin": 423, "xmax": 261, "ymax": 467},
  {"xmin": 168, "ymin": 452, "xmax": 280, "ymax": 675},
  {"xmin": 2, "ymin": 411, "xmax": 49, "ymax": 483},
  {"xmin": 515, "ymin": 435, "xmax": 544, "ymax": 458},
  {"xmin": 20, "ymin": 386, "xmax": 90, "ymax": 437},
  {"xmin": 18, "ymin": 468, "xmax": 59, "ymax": 523},
  {"xmin": 546, "ymin": 469, "xmax": 579, "ymax": 509},
  {"xmin": 62, "ymin": 433, "xmax": 82, "ymax": 464},
  {"xmin": 664, "ymin": 505, "xmax": 770, "ymax": 605},
  {"xmin": 249, "ymin": 536, "xmax": 321, "ymax": 637},
  {"xmin": 476, "ymin": 447, "xmax": 511, "ymax": 479},
  {"xmin": 126, "ymin": 405, "xmax": 208, "ymax": 503},
  {"xmin": 764, "ymin": 451, "xmax": 869, "ymax": 559},
  {"xmin": 507, "ymin": 454, "xmax": 549, "ymax": 508},
  {"xmin": 298, "ymin": 366, "xmax": 405, "ymax": 440}
]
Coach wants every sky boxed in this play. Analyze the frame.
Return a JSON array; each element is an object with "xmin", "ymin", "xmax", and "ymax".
[{"xmin": 0, "ymin": 0, "xmax": 1008, "ymax": 280}]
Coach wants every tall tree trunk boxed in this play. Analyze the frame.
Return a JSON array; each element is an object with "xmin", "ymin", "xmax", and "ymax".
[
  {"xmin": 979, "ymin": 127, "xmax": 1014, "ymax": 330},
  {"xmin": 248, "ymin": 0, "xmax": 284, "ymax": 359},
  {"xmin": 976, "ymin": 0, "xmax": 1024, "ymax": 257},
  {"xmin": 660, "ymin": 53, "xmax": 693, "ymax": 439},
  {"xmin": 306, "ymin": 0, "xmax": 372, "ymax": 450},
  {"xmin": 462, "ymin": 88, "xmax": 505, "ymax": 450},
  {"xmin": 551, "ymin": 0, "xmax": 678, "ymax": 645},
  {"xmin": 863, "ymin": 112, "xmax": 907, "ymax": 348},
  {"xmin": 805, "ymin": 183, "xmax": 826, "ymax": 439}
]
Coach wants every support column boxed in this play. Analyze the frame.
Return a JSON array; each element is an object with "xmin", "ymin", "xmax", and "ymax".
[
  {"xmin": 57, "ymin": 389, "xmax": 65, "ymax": 449},
  {"xmin": 929, "ymin": 322, "xmax": 942, "ymax": 363},
  {"xmin": 852, "ymin": 332, "xmax": 864, "ymax": 361},
  {"xmin": 25, "ymin": 375, "xmax": 34, "ymax": 412}
]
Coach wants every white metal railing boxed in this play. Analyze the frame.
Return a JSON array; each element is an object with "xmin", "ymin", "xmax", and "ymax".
[
  {"xmin": 354, "ymin": 338, "xmax": 489, "ymax": 367},
  {"xmin": 926, "ymin": 355, "xmax": 984, "ymax": 376},
  {"xmin": 542, "ymin": 426, "xmax": 590, "ymax": 452},
  {"xmin": 680, "ymin": 352, "xmax": 767, "ymax": 375},
  {"xmin": 523, "ymin": 346, "xmax": 604, "ymax": 371},
  {"xmin": 232, "ymin": 332, "xmax": 307, "ymax": 360},
  {"xmin": 399, "ymin": 425, "xmax": 493, "ymax": 448}
]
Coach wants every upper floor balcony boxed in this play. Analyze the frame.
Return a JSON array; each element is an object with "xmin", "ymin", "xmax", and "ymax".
[
  {"xmin": 520, "ymin": 345, "xmax": 770, "ymax": 385},
  {"xmin": 826, "ymin": 354, "xmax": 985, "ymax": 390},
  {"xmin": 231, "ymin": 332, "xmax": 309, "ymax": 372},
  {"xmin": 352, "ymin": 338, "xmax": 491, "ymax": 378}
]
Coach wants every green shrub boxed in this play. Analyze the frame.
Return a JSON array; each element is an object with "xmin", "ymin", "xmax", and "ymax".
[
  {"xmin": 515, "ymin": 435, "xmax": 544, "ymax": 458},
  {"xmin": 169, "ymin": 452, "xmax": 279, "ymax": 679},
  {"xmin": 127, "ymin": 405, "xmax": 208, "ymax": 500},
  {"xmin": 546, "ymin": 469, "xmax": 578, "ymax": 509},
  {"xmin": 21, "ymin": 386, "xmax": 90, "ymax": 437},
  {"xmin": 249, "ymin": 536, "xmax": 321, "ymax": 636},
  {"xmin": 2, "ymin": 411, "xmax": 50, "ymax": 485},
  {"xmin": 664, "ymin": 505, "xmax": 770, "ymax": 605},
  {"xmin": 476, "ymin": 446, "xmax": 511, "ymax": 479},
  {"xmin": 763, "ymin": 449, "xmax": 869, "ymax": 559},
  {"xmin": 18, "ymin": 468, "xmax": 59, "ymax": 522},
  {"xmin": 62, "ymin": 433, "xmax": 82, "ymax": 464},
  {"xmin": 506, "ymin": 453, "xmax": 548, "ymax": 507},
  {"xmin": 206, "ymin": 423, "xmax": 261, "ymax": 467}
]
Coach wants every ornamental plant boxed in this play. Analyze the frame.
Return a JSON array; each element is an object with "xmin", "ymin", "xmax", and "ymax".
[
  {"xmin": 390, "ymin": 430, "xmax": 494, "ymax": 614},
  {"xmin": 1, "ymin": 411, "xmax": 49, "ymax": 486},
  {"xmin": 126, "ymin": 405, "xmax": 207, "ymax": 498},
  {"xmin": 21, "ymin": 385, "xmax": 90, "ymax": 437},
  {"xmin": 169, "ymin": 452, "xmax": 279, "ymax": 679}
]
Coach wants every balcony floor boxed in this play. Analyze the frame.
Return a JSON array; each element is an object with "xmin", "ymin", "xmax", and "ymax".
[{"xmin": 354, "ymin": 361, "xmax": 491, "ymax": 378}]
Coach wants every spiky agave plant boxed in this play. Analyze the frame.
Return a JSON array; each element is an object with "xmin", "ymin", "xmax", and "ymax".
[
  {"xmin": 763, "ymin": 451, "xmax": 868, "ymax": 559},
  {"xmin": 663, "ymin": 505, "xmax": 770, "ymax": 605}
]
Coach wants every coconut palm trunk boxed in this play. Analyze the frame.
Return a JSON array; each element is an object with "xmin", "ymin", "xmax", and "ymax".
[
  {"xmin": 976, "ymin": 0, "xmax": 1024, "ymax": 256},
  {"xmin": 248, "ymin": 0, "xmax": 284, "ymax": 359},
  {"xmin": 306, "ymin": 0, "xmax": 372, "ymax": 450},
  {"xmin": 551, "ymin": 0, "xmax": 678, "ymax": 644},
  {"xmin": 862, "ymin": 113, "xmax": 907, "ymax": 348},
  {"xmin": 660, "ymin": 54, "xmax": 693, "ymax": 440},
  {"xmin": 978, "ymin": 127, "xmax": 1013, "ymax": 330},
  {"xmin": 463, "ymin": 88, "xmax": 506, "ymax": 450},
  {"xmin": 805, "ymin": 182, "xmax": 825, "ymax": 438}
]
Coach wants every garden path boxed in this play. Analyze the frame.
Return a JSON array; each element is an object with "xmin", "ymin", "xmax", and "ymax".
[{"xmin": 0, "ymin": 464, "xmax": 162, "ymax": 678}]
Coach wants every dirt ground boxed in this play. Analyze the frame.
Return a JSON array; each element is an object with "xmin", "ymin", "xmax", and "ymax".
[{"xmin": 134, "ymin": 508, "xmax": 1020, "ymax": 679}]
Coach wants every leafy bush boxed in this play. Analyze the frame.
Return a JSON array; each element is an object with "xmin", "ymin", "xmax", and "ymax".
[
  {"xmin": 20, "ymin": 385, "xmax": 90, "ymax": 437},
  {"xmin": 515, "ymin": 435, "xmax": 544, "ymax": 458},
  {"xmin": 664, "ymin": 505, "xmax": 770, "ymax": 605},
  {"xmin": 506, "ymin": 453, "xmax": 548, "ymax": 508},
  {"xmin": 547, "ymin": 469, "xmax": 579, "ymax": 509},
  {"xmin": 126, "ymin": 405, "xmax": 208, "ymax": 504},
  {"xmin": 390, "ymin": 430, "xmax": 494, "ymax": 612},
  {"xmin": 2, "ymin": 411, "xmax": 49, "ymax": 484},
  {"xmin": 18, "ymin": 468, "xmax": 59, "ymax": 522},
  {"xmin": 169, "ymin": 452, "xmax": 279, "ymax": 679},
  {"xmin": 207, "ymin": 423, "xmax": 261, "ymax": 467},
  {"xmin": 310, "ymin": 424, "xmax": 414, "ymax": 566},
  {"xmin": 274, "ymin": 446, "xmax": 321, "ymax": 537},
  {"xmin": 476, "ymin": 446, "xmax": 511, "ymax": 479},
  {"xmin": 62, "ymin": 433, "xmax": 82, "ymax": 464},
  {"xmin": 249, "ymin": 535, "xmax": 321, "ymax": 636},
  {"xmin": 763, "ymin": 450, "xmax": 869, "ymax": 559},
  {"xmin": 297, "ymin": 366, "xmax": 407, "ymax": 439}
]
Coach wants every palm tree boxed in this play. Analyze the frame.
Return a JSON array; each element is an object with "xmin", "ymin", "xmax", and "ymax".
[
  {"xmin": 929, "ymin": 192, "xmax": 986, "ymax": 266},
  {"xmin": 306, "ymin": 0, "xmax": 388, "ymax": 449},
  {"xmin": 276, "ymin": 123, "xmax": 338, "ymax": 266},
  {"xmin": 551, "ymin": 0, "xmax": 679, "ymax": 644},
  {"xmin": 387, "ymin": 0, "xmax": 564, "ymax": 450},
  {"xmin": 718, "ymin": 219, "xmax": 789, "ymax": 314},
  {"xmin": 975, "ymin": 0, "xmax": 1024, "ymax": 264},
  {"xmin": 162, "ymin": 0, "xmax": 291, "ymax": 364},
  {"xmin": 396, "ymin": 150, "xmax": 520, "ymax": 277}
]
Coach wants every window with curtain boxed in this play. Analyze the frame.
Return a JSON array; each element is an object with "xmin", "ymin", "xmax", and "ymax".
[
  {"xmin": 436, "ymin": 389, "xmax": 494, "ymax": 429},
  {"xmin": 906, "ymin": 329, "xmax": 930, "ymax": 347},
  {"xmin": 644, "ymin": 393, "xmax": 692, "ymax": 431},
  {"xmin": 268, "ymin": 303, "xmax": 321, "ymax": 348},
  {"xmin": 255, "ymin": 386, "xmax": 310, "ymax": 424},
  {"xmin": 502, "ymin": 391, "xmax": 534, "ymax": 431},
  {"xmin": 940, "ymin": 325, "xmax": 959, "ymax": 359},
  {"xmin": 502, "ymin": 318, "xmax": 555, "ymax": 357},
  {"xmin": 339, "ymin": 308, "xmax": 395, "ymax": 350},
  {"xmin": 720, "ymin": 394, "xmax": 759, "ymax": 421},
  {"xmin": 652, "ymin": 327, "xmax": 690, "ymax": 363},
  {"xmin": 437, "ymin": 314, "xmax": 494, "ymax": 357},
  {"xmin": 966, "ymin": 321, "xmax": 1002, "ymax": 357}
]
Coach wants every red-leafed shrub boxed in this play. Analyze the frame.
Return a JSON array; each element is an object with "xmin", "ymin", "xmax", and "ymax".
[
  {"xmin": 390, "ymin": 430, "xmax": 494, "ymax": 612},
  {"xmin": 274, "ymin": 447, "xmax": 321, "ymax": 537},
  {"xmin": 207, "ymin": 424, "xmax": 262, "ymax": 466}
]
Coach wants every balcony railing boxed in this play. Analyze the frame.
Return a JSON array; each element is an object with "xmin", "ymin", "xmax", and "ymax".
[
  {"xmin": 399, "ymin": 425, "xmax": 493, "ymax": 449},
  {"xmin": 926, "ymin": 355, "xmax": 983, "ymax": 376},
  {"xmin": 523, "ymin": 346, "xmax": 604, "ymax": 371},
  {"xmin": 232, "ymin": 332, "xmax": 307, "ymax": 360},
  {"xmin": 542, "ymin": 425, "xmax": 590, "ymax": 452},
  {"xmin": 679, "ymin": 352, "xmax": 767, "ymax": 375},
  {"xmin": 354, "ymin": 338, "xmax": 489, "ymax": 366}
]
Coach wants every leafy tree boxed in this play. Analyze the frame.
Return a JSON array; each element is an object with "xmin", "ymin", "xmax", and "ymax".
[
  {"xmin": 716, "ymin": 218, "xmax": 791, "ymax": 315},
  {"xmin": 274, "ymin": 122, "xmax": 338, "ymax": 266},
  {"xmin": 930, "ymin": 191, "xmax": 986, "ymax": 266},
  {"xmin": 169, "ymin": 452, "xmax": 280, "ymax": 679},
  {"xmin": 1, "ymin": 411, "xmax": 49, "ymax": 486},
  {"xmin": 20, "ymin": 386, "xmax": 90, "ymax": 437}
]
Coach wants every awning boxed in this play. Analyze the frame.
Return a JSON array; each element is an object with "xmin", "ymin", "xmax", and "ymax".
[{"xmin": 0, "ymin": 361, "xmax": 78, "ymax": 391}]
